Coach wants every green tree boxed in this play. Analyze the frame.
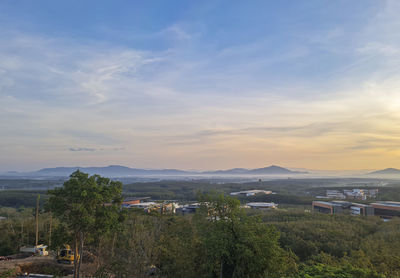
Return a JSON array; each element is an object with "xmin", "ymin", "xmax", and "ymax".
[
  {"xmin": 156, "ymin": 216, "xmax": 202, "ymax": 278},
  {"xmin": 196, "ymin": 193, "xmax": 292, "ymax": 278},
  {"xmin": 47, "ymin": 170, "xmax": 124, "ymax": 278},
  {"xmin": 296, "ymin": 263, "xmax": 385, "ymax": 278}
]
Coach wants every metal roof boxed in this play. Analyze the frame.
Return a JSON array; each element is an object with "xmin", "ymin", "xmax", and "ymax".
[
  {"xmin": 371, "ymin": 201, "xmax": 400, "ymax": 208},
  {"xmin": 246, "ymin": 202, "xmax": 277, "ymax": 207},
  {"xmin": 123, "ymin": 197, "xmax": 150, "ymax": 202}
]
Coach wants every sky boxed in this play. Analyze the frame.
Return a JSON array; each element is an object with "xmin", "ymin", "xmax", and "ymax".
[{"xmin": 1, "ymin": 0, "xmax": 400, "ymax": 171}]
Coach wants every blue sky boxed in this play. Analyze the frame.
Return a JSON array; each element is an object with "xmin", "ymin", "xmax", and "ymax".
[{"xmin": 1, "ymin": 0, "xmax": 400, "ymax": 171}]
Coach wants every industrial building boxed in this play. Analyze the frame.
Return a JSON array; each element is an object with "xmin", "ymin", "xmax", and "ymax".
[
  {"xmin": 128, "ymin": 201, "xmax": 157, "ymax": 211},
  {"xmin": 370, "ymin": 202, "xmax": 400, "ymax": 218},
  {"xmin": 245, "ymin": 202, "xmax": 277, "ymax": 210},
  {"xmin": 312, "ymin": 201, "xmax": 374, "ymax": 216},
  {"xmin": 313, "ymin": 200, "xmax": 400, "ymax": 218},
  {"xmin": 320, "ymin": 189, "xmax": 378, "ymax": 200},
  {"xmin": 128, "ymin": 201, "xmax": 179, "ymax": 214},
  {"xmin": 343, "ymin": 189, "xmax": 378, "ymax": 200},
  {"xmin": 121, "ymin": 197, "xmax": 150, "ymax": 208},
  {"xmin": 176, "ymin": 203, "xmax": 200, "ymax": 215},
  {"xmin": 230, "ymin": 190, "xmax": 272, "ymax": 197},
  {"xmin": 325, "ymin": 190, "xmax": 346, "ymax": 199},
  {"xmin": 312, "ymin": 201, "xmax": 349, "ymax": 214},
  {"xmin": 349, "ymin": 203, "xmax": 374, "ymax": 216}
]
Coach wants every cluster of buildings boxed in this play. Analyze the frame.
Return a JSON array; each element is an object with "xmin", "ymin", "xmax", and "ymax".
[
  {"xmin": 312, "ymin": 200, "xmax": 400, "ymax": 219},
  {"xmin": 120, "ymin": 195, "xmax": 278, "ymax": 215},
  {"xmin": 230, "ymin": 189, "xmax": 277, "ymax": 210},
  {"xmin": 121, "ymin": 197, "xmax": 179, "ymax": 214},
  {"xmin": 316, "ymin": 189, "xmax": 378, "ymax": 200},
  {"xmin": 119, "ymin": 188, "xmax": 278, "ymax": 214}
]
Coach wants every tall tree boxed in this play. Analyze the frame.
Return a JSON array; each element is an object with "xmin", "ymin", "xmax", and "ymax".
[
  {"xmin": 156, "ymin": 193, "xmax": 293, "ymax": 277},
  {"xmin": 196, "ymin": 193, "xmax": 291, "ymax": 278},
  {"xmin": 47, "ymin": 170, "xmax": 124, "ymax": 278}
]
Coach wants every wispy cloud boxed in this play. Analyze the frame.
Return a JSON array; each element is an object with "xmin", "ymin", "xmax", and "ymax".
[{"xmin": 1, "ymin": 1, "xmax": 400, "ymax": 171}]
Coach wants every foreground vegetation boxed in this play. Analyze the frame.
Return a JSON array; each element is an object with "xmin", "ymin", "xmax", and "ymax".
[
  {"xmin": 2, "ymin": 207, "xmax": 400, "ymax": 276},
  {"xmin": 2, "ymin": 208, "xmax": 398, "ymax": 277},
  {"xmin": 1, "ymin": 174, "xmax": 400, "ymax": 277}
]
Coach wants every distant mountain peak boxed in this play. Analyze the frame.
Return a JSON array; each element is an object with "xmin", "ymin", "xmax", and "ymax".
[
  {"xmin": 248, "ymin": 165, "xmax": 307, "ymax": 174},
  {"xmin": 368, "ymin": 168, "xmax": 400, "ymax": 175},
  {"xmin": 205, "ymin": 165, "xmax": 307, "ymax": 175},
  {"xmin": 383, "ymin": 168, "xmax": 399, "ymax": 171}
]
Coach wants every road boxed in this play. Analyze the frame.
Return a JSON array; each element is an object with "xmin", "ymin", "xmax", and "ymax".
[{"xmin": 0, "ymin": 255, "xmax": 73, "ymax": 277}]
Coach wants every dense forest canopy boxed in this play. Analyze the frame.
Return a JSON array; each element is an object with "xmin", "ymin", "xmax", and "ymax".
[
  {"xmin": 2, "ymin": 177, "xmax": 400, "ymax": 208},
  {"xmin": 1, "ymin": 175, "xmax": 400, "ymax": 277},
  {"xmin": 2, "ymin": 203, "xmax": 399, "ymax": 277}
]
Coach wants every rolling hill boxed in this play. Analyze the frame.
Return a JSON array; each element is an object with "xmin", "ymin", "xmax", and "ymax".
[{"xmin": 2, "ymin": 165, "xmax": 307, "ymax": 178}]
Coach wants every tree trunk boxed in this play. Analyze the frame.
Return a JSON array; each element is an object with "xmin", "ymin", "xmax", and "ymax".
[
  {"xmin": 96, "ymin": 237, "xmax": 102, "ymax": 271},
  {"xmin": 77, "ymin": 232, "xmax": 84, "ymax": 278},
  {"xmin": 35, "ymin": 195, "xmax": 40, "ymax": 246},
  {"xmin": 20, "ymin": 221, "xmax": 24, "ymax": 247},
  {"xmin": 74, "ymin": 234, "xmax": 79, "ymax": 278},
  {"xmin": 48, "ymin": 213, "xmax": 52, "ymax": 248},
  {"xmin": 111, "ymin": 232, "xmax": 117, "ymax": 257}
]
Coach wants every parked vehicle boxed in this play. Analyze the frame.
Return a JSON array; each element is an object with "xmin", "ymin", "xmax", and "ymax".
[{"xmin": 19, "ymin": 244, "xmax": 49, "ymax": 256}]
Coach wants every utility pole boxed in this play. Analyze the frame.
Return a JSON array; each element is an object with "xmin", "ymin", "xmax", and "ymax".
[
  {"xmin": 49, "ymin": 213, "xmax": 52, "ymax": 248},
  {"xmin": 21, "ymin": 221, "xmax": 24, "ymax": 246},
  {"xmin": 35, "ymin": 194, "xmax": 40, "ymax": 246}
]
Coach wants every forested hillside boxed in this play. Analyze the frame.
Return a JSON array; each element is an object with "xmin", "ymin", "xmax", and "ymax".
[
  {"xmin": 1, "ymin": 201, "xmax": 399, "ymax": 277},
  {"xmin": 2, "ymin": 175, "xmax": 400, "ymax": 277}
]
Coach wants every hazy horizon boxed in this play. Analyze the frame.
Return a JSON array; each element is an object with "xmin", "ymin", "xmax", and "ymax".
[
  {"xmin": 2, "ymin": 1, "xmax": 400, "ymax": 171},
  {"xmin": 0, "ymin": 163, "xmax": 384, "ymax": 174}
]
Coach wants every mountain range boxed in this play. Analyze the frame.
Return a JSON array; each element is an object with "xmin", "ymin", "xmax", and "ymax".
[{"xmin": 2, "ymin": 165, "xmax": 307, "ymax": 177}]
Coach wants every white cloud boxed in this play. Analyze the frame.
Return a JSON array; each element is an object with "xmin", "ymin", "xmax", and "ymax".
[
  {"xmin": 2, "ymin": 2, "xmax": 400, "ymax": 171},
  {"xmin": 357, "ymin": 42, "xmax": 399, "ymax": 56}
]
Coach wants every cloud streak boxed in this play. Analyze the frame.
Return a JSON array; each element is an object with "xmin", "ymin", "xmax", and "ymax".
[{"xmin": 1, "ymin": 1, "xmax": 400, "ymax": 171}]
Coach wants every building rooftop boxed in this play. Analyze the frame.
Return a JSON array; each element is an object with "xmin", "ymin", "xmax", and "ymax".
[
  {"xmin": 246, "ymin": 202, "xmax": 277, "ymax": 207},
  {"xmin": 123, "ymin": 197, "xmax": 150, "ymax": 202},
  {"xmin": 313, "ymin": 201, "xmax": 334, "ymax": 205},
  {"xmin": 350, "ymin": 203, "xmax": 371, "ymax": 207},
  {"xmin": 371, "ymin": 201, "xmax": 400, "ymax": 208},
  {"xmin": 313, "ymin": 200, "xmax": 353, "ymax": 207},
  {"xmin": 130, "ymin": 202, "xmax": 157, "ymax": 207},
  {"xmin": 230, "ymin": 190, "xmax": 272, "ymax": 195}
]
